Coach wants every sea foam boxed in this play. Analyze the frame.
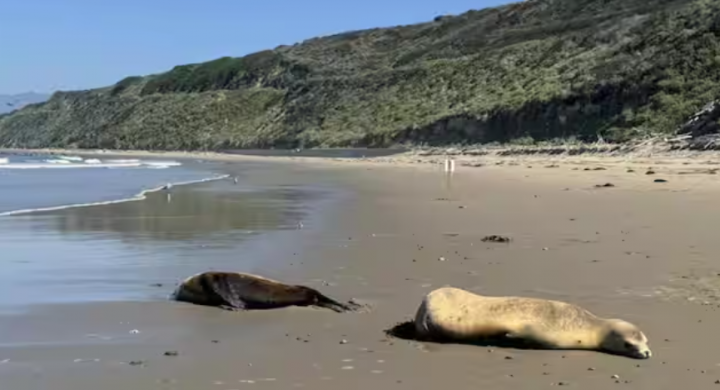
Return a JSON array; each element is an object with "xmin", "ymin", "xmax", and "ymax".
[{"xmin": 0, "ymin": 156, "xmax": 182, "ymax": 170}]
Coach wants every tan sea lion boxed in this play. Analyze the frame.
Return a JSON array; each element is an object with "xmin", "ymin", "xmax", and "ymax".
[
  {"xmin": 409, "ymin": 287, "xmax": 651, "ymax": 359},
  {"xmin": 170, "ymin": 271, "xmax": 361, "ymax": 313}
]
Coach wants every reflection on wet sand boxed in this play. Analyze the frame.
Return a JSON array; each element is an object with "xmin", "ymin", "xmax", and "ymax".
[
  {"xmin": 24, "ymin": 183, "xmax": 320, "ymax": 244},
  {"xmin": 0, "ymin": 178, "xmax": 330, "ymax": 308}
]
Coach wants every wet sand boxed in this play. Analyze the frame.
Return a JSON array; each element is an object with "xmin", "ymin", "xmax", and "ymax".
[{"xmin": 3, "ymin": 154, "xmax": 720, "ymax": 389}]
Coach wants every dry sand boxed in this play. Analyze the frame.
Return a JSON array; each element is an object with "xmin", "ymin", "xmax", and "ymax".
[{"xmin": 3, "ymin": 148, "xmax": 720, "ymax": 389}]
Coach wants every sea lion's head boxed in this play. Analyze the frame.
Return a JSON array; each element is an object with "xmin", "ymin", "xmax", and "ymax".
[{"xmin": 600, "ymin": 319, "xmax": 652, "ymax": 359}]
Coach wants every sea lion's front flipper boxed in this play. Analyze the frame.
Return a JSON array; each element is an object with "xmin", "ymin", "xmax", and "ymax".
[
  {"xmin": 209, "ymin": 276, "xmax": 249, "ymax": 310},
  {"xmin": 505, "ymin": 326, "xmax": 553, "ymax": 348},
  {"xmin": 219, "ymin": 303, "xmax": 246, "ymax": 311}
]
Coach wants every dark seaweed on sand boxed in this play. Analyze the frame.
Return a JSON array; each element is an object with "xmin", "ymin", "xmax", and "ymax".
[{"xmin": 481, "ymin": 235, "xmax": 512, "ymax": 243}]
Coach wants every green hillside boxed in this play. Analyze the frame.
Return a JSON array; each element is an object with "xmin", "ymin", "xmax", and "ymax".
[{"xmin": 1, "ymin": 0, "xmax": 719, "ymax": 150}]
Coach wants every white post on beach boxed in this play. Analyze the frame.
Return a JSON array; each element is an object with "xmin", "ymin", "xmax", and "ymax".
[{"xmin": 444, "ymin": 158, "xmax": 456, "ymax": 173}]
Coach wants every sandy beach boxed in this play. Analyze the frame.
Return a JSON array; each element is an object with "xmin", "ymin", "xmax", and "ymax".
[{"xmin": 3, "ymin": 148, "xmax": 720, "ymax": 389}]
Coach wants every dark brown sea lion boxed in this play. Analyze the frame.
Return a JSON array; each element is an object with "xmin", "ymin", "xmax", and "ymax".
[{"xmin": 170, "ymin": 271, "xmax": 361, "ymax": 312}]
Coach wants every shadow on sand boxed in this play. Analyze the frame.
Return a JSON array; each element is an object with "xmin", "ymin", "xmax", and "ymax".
[
  {"xmin": 384, "ymin": 320, "xmax": 556, "ymax": 351},
  {"xmin": 383, "ymin": 320, "xmax": 642, "ymax": 359}
]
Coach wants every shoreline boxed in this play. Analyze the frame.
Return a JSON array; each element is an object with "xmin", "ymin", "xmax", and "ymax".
[
  {"xmin": 0, "ymin": 167, "xmax": 230, "ymax": 217},
  {"xmin": 0, "ymin": 151, "xmax": 230, "ymax": 217}
]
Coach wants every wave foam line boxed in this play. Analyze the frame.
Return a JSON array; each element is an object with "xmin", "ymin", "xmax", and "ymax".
[
  {"xmin": 0, "ymin": 162, "xmax": 143, "ymax": 169},
  {"xmin": 0, "ymin": 174, "xmax": 230, "ymax": 217},
  {"xmin": 0, "ymin": 160, "xmax": 182, "ymax": 169}
]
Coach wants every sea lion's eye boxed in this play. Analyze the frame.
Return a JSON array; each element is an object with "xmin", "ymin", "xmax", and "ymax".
[{"xmin": 623, "ymin": 342, "xmax": 635, "ymax": 350}]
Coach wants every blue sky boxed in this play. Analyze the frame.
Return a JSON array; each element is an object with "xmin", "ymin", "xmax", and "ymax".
[{"xmin": 0, "ymin": 0, "xmax": 512, "ymax": 95}]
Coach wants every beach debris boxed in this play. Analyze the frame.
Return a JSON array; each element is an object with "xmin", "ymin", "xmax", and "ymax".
[
  {"xmin": 129, "ymin": 329, "xmax": 140, "ymax": 334},
  {"xmin": 654, "ymin": 179, "xmax": 668, "ymax": 183},
  {"xmin": 128, "ymin": 360, "xmax": 145, "ymax": 366},
  {"xmin": 543, "ymin": 247, "xmax": 550, "ymax": 251},
  {"xmin": 340, "ymin": 339, "xmax": 348, "ymax": 344},
  {"xmin": 627, "ymin": 169, "xmax": 635, "ymax": 173},
  {"xmin": 149, "ymin": 283, "xmax": 163, "ymax": 287},
  {"xmin": 646, "ymin": 170, "xmax": 656, "ymax": 175},
  {"xmin": 611, "ymin": 374, "xmax": 620, "ymax": 379},
  {"xmin": 163, "ymin": 350, "xmax": 179, "ymax": 357},
  {"xmin": 481, "ymin": 235, "xmax": 512, "ymax": 243},
  {"xmin": 341, "ymin": 366, "xmax": 354, "ymax": 370},
  {"xmin": 594, "ymin": 182, "xmax": 615, "ymax": 188},
  {"xmin": 438, "ymin": 256, "xmax": 447, "ymax": 262}
]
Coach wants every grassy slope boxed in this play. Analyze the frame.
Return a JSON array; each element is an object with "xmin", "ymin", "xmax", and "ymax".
[{"xmin": 2, "ymin": 0, "xmax": 720, "ymax": 150}]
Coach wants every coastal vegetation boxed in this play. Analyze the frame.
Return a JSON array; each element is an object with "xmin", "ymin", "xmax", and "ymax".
[{"xmin": 1, "ymin": 0, "xmax": 719, "ymax": 150}]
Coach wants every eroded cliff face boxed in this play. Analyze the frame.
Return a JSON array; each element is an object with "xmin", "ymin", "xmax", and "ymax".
[{"xmin": 3, "ymin": 0, "xmax": 718, "ymax": 151}]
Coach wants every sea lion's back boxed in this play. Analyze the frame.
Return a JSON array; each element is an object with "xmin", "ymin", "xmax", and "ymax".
[
  {"xmin": 417, "ymin": 288, "xmax": 591, "ymax": 337},
  {"xmin": 416, "ymin": 287, "xmax": 492, "ymax": 337}
]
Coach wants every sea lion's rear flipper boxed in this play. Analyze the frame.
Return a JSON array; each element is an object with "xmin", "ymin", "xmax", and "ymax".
[{"xmin": 313, "ymin": 292, "xmax": 360, "ymax": 313}]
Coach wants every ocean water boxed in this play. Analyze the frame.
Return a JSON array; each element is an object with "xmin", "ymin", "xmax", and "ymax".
[
  {"xmin": 0, "ymin": 154, "xmax": 223, "ymax": 215},
  {"xmin": 0, "ymin": 153, "xmax": 332, "ymax": 314}
]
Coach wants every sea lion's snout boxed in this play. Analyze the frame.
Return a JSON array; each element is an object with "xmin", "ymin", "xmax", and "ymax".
[
  {"xmin": 628, "ymin": 344, "xmax": 651, "ymax": 359},
  {"xmin": 638, "ymin": 348, "xmax": 652, "ymax": 359}
]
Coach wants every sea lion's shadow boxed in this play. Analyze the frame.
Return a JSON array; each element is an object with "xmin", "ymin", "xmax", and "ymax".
[{"xmin": 384, "ymin": 321, "xmax": 549, "ymax": 351}]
